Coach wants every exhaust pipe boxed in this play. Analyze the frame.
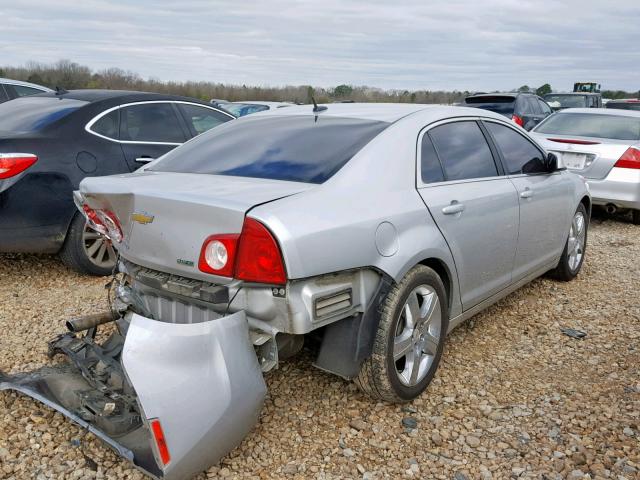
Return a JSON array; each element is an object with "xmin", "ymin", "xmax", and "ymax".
[
  {"xmin": 66, "ymin": 311, "xmax": 118, "ymax": 333},
  {"xmin": 605, "ymin": 204, "xmax": 617, "ymax": 214}
]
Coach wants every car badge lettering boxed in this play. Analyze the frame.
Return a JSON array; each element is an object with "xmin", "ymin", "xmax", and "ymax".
[{"xmin": 131, "ymin": 212, "xmax": 154, "ymax": 225}]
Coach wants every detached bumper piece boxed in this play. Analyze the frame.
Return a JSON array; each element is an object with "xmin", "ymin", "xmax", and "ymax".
[{"xmin": 0, "ymin": 310, "xmax": 266, "ymax": 480}]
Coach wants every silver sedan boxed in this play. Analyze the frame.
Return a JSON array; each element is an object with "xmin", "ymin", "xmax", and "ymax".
[{"xmin": 530, "ymin": 108, "xmax": 640, "ymax": 224}]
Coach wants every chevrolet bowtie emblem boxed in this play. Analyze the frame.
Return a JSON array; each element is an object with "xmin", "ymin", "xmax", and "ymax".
[{"xmin": 131, "ymin": 212, "xmax": 154, "ymax": 225}]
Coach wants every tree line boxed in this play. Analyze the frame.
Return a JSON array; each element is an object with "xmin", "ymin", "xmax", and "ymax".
[{"xmin": 1, "ymin": 60, "xmax": 637, "ymax": 104}]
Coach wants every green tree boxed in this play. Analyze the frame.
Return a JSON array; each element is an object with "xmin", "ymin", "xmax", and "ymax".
[
  {"xmin": 536, "ymin": 83, "xmax": 552, "ymax": 96},
  {"xmin": 333, "ymin": 84, "xmax": 353, "ymax": 98},
  {"xmin": 517, "ymin": 85, "xmax": 531, "ymax": 93}
]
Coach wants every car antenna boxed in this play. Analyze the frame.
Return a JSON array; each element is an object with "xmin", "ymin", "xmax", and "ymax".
[
  {"xmin": 312, "ymin": 97, "xmax": 327, "ymax": 113},
  {"xmin": 55, "ymin": 86, "xmax": 69, "ymax": 96}
]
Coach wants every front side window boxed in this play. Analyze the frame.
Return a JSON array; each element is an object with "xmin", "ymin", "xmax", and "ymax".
[
  {"xmin": 534, "ymin": 113, "xmax": 640, "ymax": 141},
  {"xmin": 178, "ymin": 104, "xmax": 231, "ymax": 135},
  {"xmin": 485, "ymin": 122, "xmax": 546, "ymax": 174},
  {"xmin": 12, "ymin": 85, "xmax": 45, "ymax": 97},
  {"xmin": 119, "ymin": 103, "xmax": 185, "ymax": 143},
  {"xmin": 90, "ymin": 109, "xmax": 120, "ymax": 139},
  {"xmin": 428, "ymin": 121, "xmax": 498, "ymax": 181},
  {"xmin": 150, "ymin": 115, "xmax": 389, "ymax": 184}
]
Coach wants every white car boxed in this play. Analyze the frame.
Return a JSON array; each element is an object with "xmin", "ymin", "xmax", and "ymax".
[
  {"xmin": 0, "ymin": 77, "xmax": 52, "ymax": 104},
  {"xmin": 530, "ymin": 108, "xmax": 640, "ymax": 224}
]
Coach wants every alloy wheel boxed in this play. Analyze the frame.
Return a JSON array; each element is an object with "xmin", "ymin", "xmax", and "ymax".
[
  {"xmin": 567, "ymin": 211, "xmax": 586, "ymax": 271},
  {"xmin": 82, "ymin": 222, "xmax": 117, "ymax": 270}
]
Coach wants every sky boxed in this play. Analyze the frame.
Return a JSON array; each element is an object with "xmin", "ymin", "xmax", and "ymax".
[{"xmin": 1, "ymin": 0, "xmax": 639, "ymax": 92}]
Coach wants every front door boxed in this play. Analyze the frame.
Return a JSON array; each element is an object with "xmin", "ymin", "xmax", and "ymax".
[{"xmin": 417, "ymin": 120, "xmax": 520, "ymax": 310}]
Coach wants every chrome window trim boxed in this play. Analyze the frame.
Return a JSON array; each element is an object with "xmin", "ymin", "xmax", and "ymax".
[
  {"xmin": 85, "ymin": 100, "xmax": 234, "ymax": 145},
  {"xmin": 416, "ymin": 116, "xmax": 510, "ymax": 189},
  {"xmin": 1, "ymin": 81, "xmax": 51, "ymax": 92}
]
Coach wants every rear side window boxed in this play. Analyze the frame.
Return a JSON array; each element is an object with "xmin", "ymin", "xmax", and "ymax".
[
  {"xmin": 464, "ymin": 96, "xmax": 515, "ymax": 116},
  {"xmin": 534, "ymin": 113, "xmax": 640, "ymax": 141},
  {"xmin": 0, "ymin": 85, "xmax": 8, "ymax": 103},
  {"xmin": 90, "ymin": 109, "xmax": 120, "ymax": 140},
  {"xmin": 525, "ymin": 97, "xmax": 542, "ymax": 114},
  {"xmin": 178, "ymin": 104, "xmax": 231, "ymax": 135},
  {"xmin": 428, "ymin": 121, "xmax": 498, "ymax": 181},
  {"xmin": 150, "ymin": 115, "xmax": 389, "ymax": 184},
  {"xmin": 120, "ymin": 103, "xmax": 185, "ymax": 143},
  {"xmin": 420, "ymin": 135, "xmax": 445, "ymax": 183},
  {"xmin": 0, "ymin": 96, "xmax": 87, "ymax": 133},
  {"xmin": 485, "ymin": 122, "xmax": 546, "ymax": 174},
  {"xmin": 538, "ymin": 99, "xmax": 552, "ymax": 115},
  {"xmin": 11, "ymin": 85, "xmax": 44, "ymax": 97}
]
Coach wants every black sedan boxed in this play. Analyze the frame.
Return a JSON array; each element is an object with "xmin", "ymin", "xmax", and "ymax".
[{"xmin": 0, "ymin": 89, "xmax": 234, "ymax": 275}]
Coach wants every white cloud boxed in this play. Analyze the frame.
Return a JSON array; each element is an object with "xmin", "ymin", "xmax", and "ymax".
[{"xmin": 1, "ymin": 0, "xmax": 639, "ymax": 91}]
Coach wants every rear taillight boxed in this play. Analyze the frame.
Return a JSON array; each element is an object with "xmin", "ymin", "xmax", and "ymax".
[
  {"xmin": 150, "ymin": 419, "xmax": 171, "ymax": 466},
  {"xmin": 81, "ymin": 204, "xmax": 124, "ymax": 242},
  {"xmin": 198, "ymin": 217, "xmax": 287, "ymax": 285},
  {"xmin": 547, "ymin": 138, "xmax": 600, "ymax": 145},
  {"xmin": 0, "ymin": 153, "xmax": 37, "ymax": 179},
  {"xmin": 614, "ymin": 147, "xmax": 640, "ymax": 169},
  {"xmin": 511, "ymin": 115, "xmax": 524, "ymax": 127}
]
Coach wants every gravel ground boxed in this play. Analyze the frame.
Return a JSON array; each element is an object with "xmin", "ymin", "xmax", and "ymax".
[{"xmin": 1, "ymin": 213, "xmax": 639, "ymax": 480}]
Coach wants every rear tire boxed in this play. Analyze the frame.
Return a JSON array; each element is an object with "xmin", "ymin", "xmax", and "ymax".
[
  {"xmin": 632, "ymin": 210, "xmax": 640, "ymax": 225},
  {"xmin": 59, "ymin": 213, "xmax": 116, "ymax": 276},
  {"xmin": 549, "ymin": 203, "xmax": 588, "ymax": 281},
  {"xmin": 354, "ymin": 265, "xmax": 448, "ymax": 403}
]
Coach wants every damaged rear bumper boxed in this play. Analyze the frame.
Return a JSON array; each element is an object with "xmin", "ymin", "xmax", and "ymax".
[{"xmin": 0, "ymin": 310, "xmax": 266, "ymax": 480}]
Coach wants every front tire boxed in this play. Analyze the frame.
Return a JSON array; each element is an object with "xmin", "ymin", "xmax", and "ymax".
[
  {"xmin": 549, "ymin": 203, "xmax": 588, "ymax": 281},
  {"xmin": 355, "ymin": 265, "xmax": 449, "ymax": 403},
  {"xmin": 59, "ymin": 213, "xmax": 117, "ymax": 276}
]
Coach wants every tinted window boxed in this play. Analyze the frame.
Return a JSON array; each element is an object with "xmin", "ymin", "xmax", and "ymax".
[
  {"xmin": 534, "ymin": 113, "xmax": 640, "ymax": 141},
  {"xmin": 0, "ymin": 96, "xmax": 87, "ymax": 133},
  {"xmin": 526, "ymin": 97, "xmax": 542, "ymax": 114},
  {"xmin": 486, "ymin": 122, "xmax": 546, "ymax": 174},
  {"xmin": 91, "ymin": 109, "xmax": 120, "ymax": 139},
  {"xmin": 179, "ymin": 104, "xmax": 231, "ymax": 135},
  {"xmin": 464, "ymin": 96, "xmax": 515, "ymax": 116},
  {"xmin": 606, "ymin": 102, "xmax": 640, "ymax": 111},
  {"xmin": 421, "ymin": 135, "xmax": 445, "ymax": 183},
  {"xmin": 538, "ymin": 99, "xmax": 552, "ymax": 115},
  {"xmin": 222, "ymin": 103, "xmax": 270, "ymax": 117},
  {"xmin": 120, "ymin": 103, "xmax": 185, "ymax": 143},
  {"xmin": 428, "ymin": 121, "xmax": 498, "ymax": 181},
  {"xmin": 0, "ymin": 85, "xmax": 8, "ymax": 103},
  {"xmin": 12, "ymin": 85, "xmax": 44, "ymax": 97},
  {"xmin": 543, "ymin": 94, "xmax": 587, "ymax": 109},
  {"xmin": 150, "ymin": 115, "xmax": 389, "ymax": 184}
]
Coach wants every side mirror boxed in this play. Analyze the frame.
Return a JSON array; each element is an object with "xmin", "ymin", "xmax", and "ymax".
[{"xmin": 546, "ymin": 152, "xmax": 565, "ymax": 172}]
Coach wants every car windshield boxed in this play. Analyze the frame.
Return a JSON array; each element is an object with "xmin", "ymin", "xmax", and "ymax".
[
  {"xmin": 464, "ymin": 96, "xmax": 515, "ymax": 115},
  {"xmin": 534, "ymin": 113, "xmax": 640, "ymax": 141},
  {"xmin": 543, "ymin": 95, "xmax": 587, "ymax": 109},
  {"xmin": 150, "ymin": 115, "xmax": 389, "ymax": 184},
  {"xmin": 222, "ymin": 103, "xmax": 270, "ymax": 117},
  {"xmin": 606, "ymin": 102, "xmax": 640, "ymax": 111},
  {"xmin": 0, "ymin": 96, "xmax": 87, "ymax": 133}
]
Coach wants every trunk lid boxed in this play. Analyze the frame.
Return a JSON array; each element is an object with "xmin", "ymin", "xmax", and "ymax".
[
  {"xmin": 530, "ymin": 133, "xmax": 634, "ymax": 179},
  {"xmin": 78, "ymin": 171, "xmax": 312, "ymax": 282}
]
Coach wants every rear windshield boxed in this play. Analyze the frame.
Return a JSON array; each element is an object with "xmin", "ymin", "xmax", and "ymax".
[
  {"xmin": 150, "ymin": 115, "xmax": 389, "ymax": 184},
  {"xmin": 543, "ymin": 94, "xmax": 587, "ymax": 109},
  {"xmin": 0, "ymin": 96, "xmax": 87, "ymax": 133},
  {"xmin": 464, "ymin": 96, "xmax": 515, "ymax": 115},
  {"xmin": 606, "ymin": 102, "xmax": 640, "ymax": 111},
  {"xmin": 222, "ymin": 103, "xmax": 270, "ymax": 117},
  {"xmin": 534, "ymin": 113, "xmax": 640, "ymax": 141}
]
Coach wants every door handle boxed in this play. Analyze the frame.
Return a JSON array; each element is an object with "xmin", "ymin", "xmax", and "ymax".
[
  {"xmin": 520, "ymin": 188, "xmax": 533, "ymax": 199},
  {"xmin": 135, "ymin": 156, "xmax": 155, "ymax": 163},
  {"xmin": 442, "ymin": 201, "xmax": 465, "ymax": 215}
]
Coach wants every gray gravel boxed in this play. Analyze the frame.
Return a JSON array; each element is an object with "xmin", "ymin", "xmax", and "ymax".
[{"xmin": 1, "ymin": 214, "xmax": 639, "ymax": 479}]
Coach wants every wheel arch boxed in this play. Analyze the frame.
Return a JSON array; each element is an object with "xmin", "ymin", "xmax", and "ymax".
[
  {"xmin": 418, "ymin": 257, "xmax": 453, "ymax": 312},
  {"xmin": 580, "ymin": 195, "xmax": 591, "ymax": 218}
]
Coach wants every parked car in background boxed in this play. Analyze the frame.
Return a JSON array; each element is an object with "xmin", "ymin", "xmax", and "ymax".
[
  {"xmin": 543, "ymin": 92, "xmax": 603, "ymax": 111},
  {"xmin": 217, "ymin": 100, "xmax": 293, "ymax": 117},
  {"xmin": 530, "ymin": 108, "xmax": 640, "ymax": 224},
  {"xmin": 0, "ymin": 77, "xmax": 52, "ymax": 103},
  {"xmin": 2, "ymin": 103, "xmax": 590, "ymax": 479},
  {"xmin": 463, "ymin": 93, "xmax": 552, "ymax": 130},
  {"xmin": 605, "ymin": 98, "xmax": 640, "ymax": 111},
  {"xmin": 0, "ymin": 90, "xmax": 235, "ymax": 275}
]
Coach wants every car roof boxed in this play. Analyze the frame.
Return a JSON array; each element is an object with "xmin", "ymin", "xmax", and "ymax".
[
  {"xmin": 246, "ymin": 102, "xmax": 508, "ymax": 123},
  {"xmin": 553, "ymin": 108, "xmax": 640, "ymax": 118},
  {"xmin": 0, "ymin": 77, "xmax": 53, "ymax": 92},
  {"xmin": 32, "ymin": 89, "xmax": 213, "ymax": 105}
]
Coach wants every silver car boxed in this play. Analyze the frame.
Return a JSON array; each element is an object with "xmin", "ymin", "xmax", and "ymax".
[
  {"xmin": 2, "ymin": 104, "xmax": 590, "ymax": 479},
  {"xmin": 530, "ymin": 108, "xmax": 640, "ymax": 224}
]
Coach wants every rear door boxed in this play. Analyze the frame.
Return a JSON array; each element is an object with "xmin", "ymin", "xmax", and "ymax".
[
  {"xmin": 484, "ymin": 120, "xmax": 571, "ymax": 279},
  {"xmin": 417, "ymin": 120, "xmax": 519, "ymax": 310},
  {"xmin": 118, "ymin": 102, "xmax": 188, "ymax": 170}
]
